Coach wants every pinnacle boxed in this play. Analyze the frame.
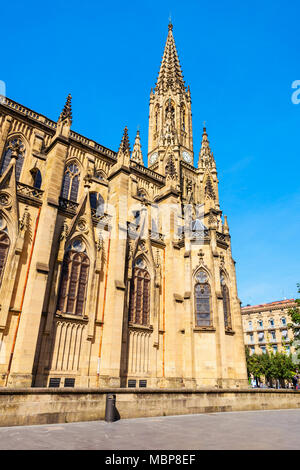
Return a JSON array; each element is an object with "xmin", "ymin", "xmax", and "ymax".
[
  {"xmin": 59, "ymin": 93, "xmax": 72, "ymax": 124},
  {"xmin": 119, "ymin": 126, "xmax": 131, "ymax": 154},
  {"xmin": 200, "ymin": 124, "xmax": 211, "ymax": 155},
  {"xmin": 131, "ymin": 129, "xmax": 143, "ymax": 164},
  {"xmin": 198, "ymin": 124, "xmax": 216, "ymax": 169}
]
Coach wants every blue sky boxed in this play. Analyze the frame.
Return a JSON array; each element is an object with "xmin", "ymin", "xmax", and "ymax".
[{"xmin": 1, "ymin": 0, "xmax": 299, "ymax": 305}]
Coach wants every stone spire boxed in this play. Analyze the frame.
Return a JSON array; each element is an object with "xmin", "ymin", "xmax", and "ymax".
[
  {"xmin": 198, "ymin": 124, "xmax": 216, "ymax": 169},
  {"xmin": 223, "ymin": 215, "xmax": 230, "ymax": 235},
  {"xmin": 108, "ymin": 126, "xmax": 131, "ymax": 176},
  {"xmin": 59, "ymin": 94, "xmax": 72, "ymax": 125},
  {"xmin": 118, "ymin": 126, "xmax": 131, "ymax": 155},
  {"xmin": 55, "ymin": 94, "xmax": 72, "ymax": 138},
  {"xmin": 155, "ymin": 22, "xmax": 186, "ymax": 94},
  {"xmin": 131, "ymin": 129, "xmax": 143, "ymax": 165}
]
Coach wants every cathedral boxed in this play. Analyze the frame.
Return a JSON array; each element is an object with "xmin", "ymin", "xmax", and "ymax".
[{"xmin": 0, "ymin": 23, "xmax": 248, "ymax": 389}]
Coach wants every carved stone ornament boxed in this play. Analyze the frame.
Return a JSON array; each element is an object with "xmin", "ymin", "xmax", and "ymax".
[
  {"xmin": 165, "ymin": 154, "xmax": 177, "ymax": 179},
  {"xmin": 128, "ymin": 239, "xmax": 134, "ymax": 259},
  {"xmin": 205, "ymin": 178, "xmax": 216, "ymax": 200},
  {"xmin": 96, "ymin": 237, "xmax": 103, "ymax": 252},
  {"xmin": 60, "ymin": 221, "xmax": 69, "ymax": 241},
  {"xmin": 19, "ymin": 206, "xmax": 30, "ymax": 232},
  {"xmin": 208, "ymin": 213, "xmax": 217, "ymax": 228},
  {"xmin": 198, "ymin": 249, "xmax": 205, "ymax": 265},
  {"xmin": 220, "ymin": 253, "xmax": 225, "ymax": 267},
  {"xmin": 77, "ymin": 218, "xmax": 88, "ymax": 232},
  {"xmin": 139, "ymin": 240, "xmax": 148, "ymax": 253},
  {"xmin": 0, "ymin": 193, "xmax": 11, "ymax": 207}
]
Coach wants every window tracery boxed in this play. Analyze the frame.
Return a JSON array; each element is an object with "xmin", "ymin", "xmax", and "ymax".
[
  {"xmin": 61, "ymin": 163, "xmax": 80, "ymax": 202},
  {"xmin": 194, "ymin": 270, "xmax": 211, "ymax": 327},
  {"xmin": 0, "ymin": 138, "xmax": 25, "ymax": 181},
  {"xmin": 57, "ymin": 240, "xmax": 90, "ymax": 316},
  {"xmin": 220, "ymin": 273, "xmax": 232, "ymax": 329},
  {"xmin": 129, "ymin": 258, "xmax": 150, "ymax": 326}
]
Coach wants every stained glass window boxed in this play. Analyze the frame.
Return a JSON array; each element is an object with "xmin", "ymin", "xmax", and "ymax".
[
  {"xmin": 89, "ymin": 192, "xmax": 104, "ymax": 216},
  {"xmin": 221, "ymin": 273, "xmax": 232, "ymax": 329},
  {"xmin": 31, "ymin": 168, "xmax": 42, "ymax": 189},
  {"xmin": 129, "ymin": 261, "xmax": 150, "ymax": 326},
  {"xmin": 61, "ymin": 164, "xmax": 80, "ymax": 202},
  {"xmin": 57, "ymin": 240, "xmax": 89, "ymax": 316},
  {"xmin": 194, "ymin": 273, "xmax": 211, "ymax": 327},
  {"xmin": 0, "ymin": 138, "xmax": 25, "ymax": 181}
]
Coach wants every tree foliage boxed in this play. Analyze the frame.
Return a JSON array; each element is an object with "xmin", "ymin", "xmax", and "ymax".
[{"xmin": 245, "ymin": 347, "xmax": 296, "ymax": 386}]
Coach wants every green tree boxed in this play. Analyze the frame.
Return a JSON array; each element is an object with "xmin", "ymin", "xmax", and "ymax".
[
  {"xmin": 245, "ymin": 347, "xmax": 296, "ymax": 388},
  {"xmin": 273, "ymin": 352, "xmax": 295, "ymax": 385},
  {"xmin": 287, "ymin": 283, "xmax": 300, "ymax": 361},
  {"xmin": 245, "ymin": 347, "xmax": 264, "ymax": 386}
]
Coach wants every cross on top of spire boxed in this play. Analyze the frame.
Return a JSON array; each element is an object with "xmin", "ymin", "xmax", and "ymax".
[{"xmin": 155, "ymin": 22, "xmax": 186, "ymax": 94}]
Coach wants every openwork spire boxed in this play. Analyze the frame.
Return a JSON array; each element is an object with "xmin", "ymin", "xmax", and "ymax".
[
  {"xmin": 155, "ymin": 23, "xmax": 186, "ymax": 94},
  {"xmin": 198, "ymin": 125, "xmax": 216, "ymax": 169},
  {"xmin": 131, "ymin": 130, "xmax": 143, "ymax": 164},
  {"xmin": 118, "ymin": 126, "xmax": 131, "ymax": 154},
  {"xmin": 59, "ymin": 94, "xmax": 72, "ymax": 124}
]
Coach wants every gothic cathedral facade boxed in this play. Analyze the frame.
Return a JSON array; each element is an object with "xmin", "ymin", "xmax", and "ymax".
[{"xmin": 0, "ymin": 24, "xmax": 248, "ymax": 389}]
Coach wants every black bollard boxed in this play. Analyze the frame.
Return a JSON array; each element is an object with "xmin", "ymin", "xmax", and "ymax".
[{"xmin": 105, "ymin": 394, "xmax": 118, "ymax": 422}]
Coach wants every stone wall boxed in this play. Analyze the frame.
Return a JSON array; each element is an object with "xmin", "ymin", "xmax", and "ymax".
[{"xmin": 0, "ymin": 388, "xmax": 300, "ymax": 427}]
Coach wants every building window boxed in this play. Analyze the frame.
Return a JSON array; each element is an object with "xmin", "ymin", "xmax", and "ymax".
[
  {"xmin": 285, "ymin": 346, "xmax": 290, "ymax": 354},
  {"xmin": 57, "ymin": 240, "xmax": 90, "ymax": 316},
  {"xmin": 269, "ymin": 318, "xmax": 274, "ymax": 327},
  {"xmin": 0, "ymin": 138, "xmax": 25, "ymax": 181},
  {"xmin": 260, "ymin": 346, "xmax": 266, "ymax": 354},
  {"xmin": 0, "ymin": 223, "xmax": 10, "ymax": 287},
  {"xmin": 282, "ymin": 329, "xmax": 288, "ymax": 340},
  {"xmin": 270, "ymin": 330, "xmax": 276, "ymax": 341},
  {"xmin": 250, "ymin": 346, "xmax": 255, "ymax": 355},
  {"xmin": 248, "ymin": 321, "xmax": 253, "ymax": 331},
  {"xmin": 281, "ymin": 317, "xmax": 287, "ymax": 326},
  {"xmin": 257, "ymin": 319, "xmax": 263, "ymax": 329},
  {"xmin": 194, "ymin": 270, "xmax": 211, "ymax": 327},
  {"xmin": 272, "ymin": 345, "xmax": 278, "ymax": 354},
  {"xmin": 249, "ymin": 333, "xmax": 254, "ymax": 343},
  {"xmin": 61, "ymin": 163, "xmax": 80, "ymax": 202},
  {"xmin": 31, "ymin": 168, "xmax": 42, "ymax": 189},
  {"xmin": 94, "ymin": 170, "xmax": 106, "ymax": 182},
  {"xmin": 258, "ymin": 332, "xmax": 265, "ymax": 342},
  {"xmin": 220, "ymin": 273, "xmax": 232, "ymax": 329},
  {"xmin": 129, "ymin": 258, "xmax": 150, "ymax": 326},
  {"xmin": 89, "ymin": 192, "xmax": 104, "ymax": 216}
]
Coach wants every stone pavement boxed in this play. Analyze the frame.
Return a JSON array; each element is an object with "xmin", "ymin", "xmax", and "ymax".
[{"xmin": 0, "ymin": 409, "xmax": 300, "ymax": 450}]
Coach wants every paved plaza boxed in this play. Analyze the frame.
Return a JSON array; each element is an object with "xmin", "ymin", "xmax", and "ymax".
[{"xmin": 0, "ymin": 409, "xmax": 299, "ymax": 450}]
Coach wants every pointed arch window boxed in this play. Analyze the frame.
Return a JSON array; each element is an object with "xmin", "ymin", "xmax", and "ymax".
[
  {"xmin": 129, "ymin": 258, "xmax": 150, "ymax": 326},
  {"xmin": 31, "ymin": 168, "xmax": 42, "ymax": 189},
  {"xmin": 0, "ymin": 138, "xmax": 25, "ymax": 181},
  {"xmin": 0, "ymin": 216, "xmax": 9, "ymax": 287},
  {"xmin": 220, "ymin": 273, "xmax": 232, "ymax": 329},
  {"xmin": 89, "ymin": 192, "xmax": 104, "ymax": 217},
  {"xmin": 94, "ymin": 170, "xmax": 106, "ymax": 182},
  {"xmin": 194, "ymin": 270, "xmax": 211, "ymax": 327},
  {"xmin": 57, "ymin": 240, "xmax": 90, "ymax": 316},
  {"xmin": 61, "ymin": 163, "xmax": 80, "ymax": 202}
]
